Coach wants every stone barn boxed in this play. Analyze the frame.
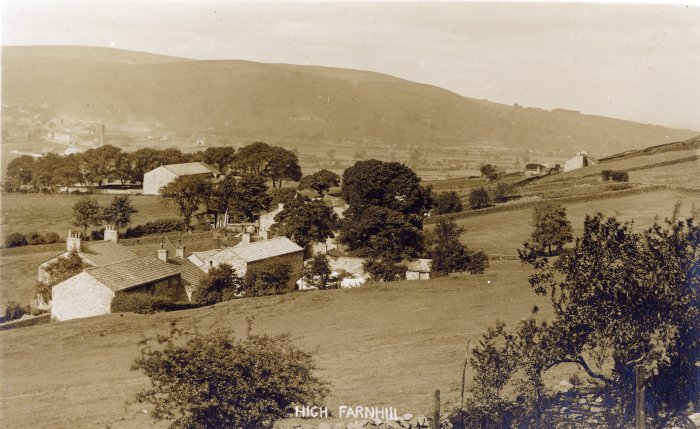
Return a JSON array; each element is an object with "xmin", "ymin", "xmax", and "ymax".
[
  {"xmin": 187, "ymin": 236, "xmax": 304, "ymax": 291},
  {"xmin": 563, "ymin": 152, "xmax": 598, "ymax": 173},
  {"xmin": 406, "ymin": 259, "xmax": 432, "ymax": 280},
  {"xmin": 142, "ymin": 162, "xmax": 221, "ymax": 195}
]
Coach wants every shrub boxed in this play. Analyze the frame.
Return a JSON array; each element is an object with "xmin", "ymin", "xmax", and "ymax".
[
  {"xmin": 43, "ymin": 232, "xmax": 61, "ymax": 244},
  {"xmin": 492, "ymin": 183, "xmax": 513, "ymax": 203},
  {"xmin": 124, "ymin": 218, "xmax": 183, "ymax": 238},
  {"xmin": 362, "ymin": 258, "xmax": 406, "ymax": 282},
  {"xmin": 432, "ymin": 191, "xmax": 463, "ymax": 215},
  {"xmin": 132, "ymin": 323, "xmax": 330, "ymax": 429},
  {"xmin": 3, "ymin": 301, "xmax": 28, "ymax": 322},
  {"xmin": 192, "ymin": 264, "xmax": 244, "ymax": 305},
  {"xmin": 243, "ymin": 261, "xmax": 293, "ymax": 297},
  {"xmin": 601, "ymin": 170, "xmax": 612, "ymax": 181},
  {"xmin": 469, "ymin": 187, "xmax": 491, "ymax": 210},
  {"xmin": 4, "ymin": 232, "xmax": 28, "ymax": 248},
  {"xmin": 610, "ymin": 170, "xmax": 629, "ymax": 182},
  {"xmin": 111, "ymin": 292, "xmax": 197, "ymax": 314},
  {"xmin": 302, "ymin": 253, "xmax": 333, "ymax": 289}
]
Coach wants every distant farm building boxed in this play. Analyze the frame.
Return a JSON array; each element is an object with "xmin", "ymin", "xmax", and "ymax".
[
  {"xmin": 406, "ymin": 259, "xmax": 432, "ymax": 280},
  {"xmin": 41, "ymin": 231, "xmax": 204, "ymax": 321},
  {"xmin": 563, "ymin": 151, "xmax": 598, "ymax": 173},
  {"xmin": 142, "ymin": 162, "xmax": 221, "ymax": 195},
  {"xmin": 187, "ymin": 236, "xmax": 304, "ymax": 291},
  {"xmin": 524, "ymin": 163, "xmax": 550, "ymax": 177}
]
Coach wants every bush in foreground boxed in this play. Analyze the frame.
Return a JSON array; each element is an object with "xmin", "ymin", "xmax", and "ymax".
[{"xmin": 132, "ymin": 323, "xmax": 329, "ymax": 429}]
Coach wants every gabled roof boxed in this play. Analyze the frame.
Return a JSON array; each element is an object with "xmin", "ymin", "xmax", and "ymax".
[
  {"xmin": 79, "ymin": 241, "xmax": 139, "ymax": 267},
  {"xmin": 229, "ymin": 237, "xmax": 303, "ymax": 263},
  {"xmin": 406, "ymin": 258, "xmax": 432, "ymax": 273},
  {"xmin": 86, "ymin": 257, "xmax": 180, "ymax": 292},
  {"xmin": 162, "ymin": 162, "xmax": 220, "ymax": 177},
  {"xmin": 168, "ymin": 257, "xmax": 206, "ymax": 290}
]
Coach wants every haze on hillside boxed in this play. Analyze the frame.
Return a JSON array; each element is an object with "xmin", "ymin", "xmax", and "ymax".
[{"xmin": 2, "ymin": 0, "xmax": 700, "ymax": 131}]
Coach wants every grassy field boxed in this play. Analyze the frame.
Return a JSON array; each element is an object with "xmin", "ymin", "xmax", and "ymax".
[
  {"xmin": 0, "ymin": 261, "xmax": 558, "ymax": 429},
  {"xmin": 0, "ymin": 192, "xmax": 181, "ymax": 237},
  {"xmin": 628, "ymin": 158, "xmax": 700, "ymax": 188},
  {"xmin": 0, "ymin": 251, "xmax": 57, "ymax": 308},
  {"xmin": 450, "ymin": 189, "xmax": 699, "ymax": 255}
]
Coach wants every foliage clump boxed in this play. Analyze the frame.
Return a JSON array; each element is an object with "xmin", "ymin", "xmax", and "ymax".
[
  {"xmin": 243, "ymin": 261, "xmax": 293, "ymax": 297},
  {"xmin": 192, "ymin": 264, "xmax": 244, "ymax": 305},
  {"xmin": 428, "ymin": 216, "xmax": 488, "ymax": 276},
  {"xmin": 132, "ymin": 322, "xmax": 329, "ymax": 429}
]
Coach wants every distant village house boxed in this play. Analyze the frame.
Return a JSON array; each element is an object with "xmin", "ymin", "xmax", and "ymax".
[
  {"xmin": 563, "ymin": 151, "xmax": 598, "ymax": 173},
  {"xmin": 142, "ymin": 162, "xmax": 221, "ymax": 195}
]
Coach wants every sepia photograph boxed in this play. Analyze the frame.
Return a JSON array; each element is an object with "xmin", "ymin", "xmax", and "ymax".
[{"xmin": 1, "ymin": 1, "xmax": 699, "ymax": 428}]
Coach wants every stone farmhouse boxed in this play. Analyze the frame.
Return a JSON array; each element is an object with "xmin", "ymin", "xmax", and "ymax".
[
  {"xmin": 563, "ymin": 151, "xmax": 598, "ymax": 173},
  {"xmin": 142, "ymin": 162, "xmax": 221, "ymax": 195},
  {"xmin": 40, "ymin": 231, "xmax": 204, "ymax": 321},
  {"xmin": 187, "ymin": 235, "xmax": 304, "ymax": 291}
]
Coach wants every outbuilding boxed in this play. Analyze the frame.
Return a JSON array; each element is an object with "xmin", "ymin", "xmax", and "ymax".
[{"xmin": 142, "ymin": 162, "xmax": 221, "ymax": 195}]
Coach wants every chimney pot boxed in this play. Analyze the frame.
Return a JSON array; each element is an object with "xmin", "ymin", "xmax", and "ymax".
[{"xmin": 158, "ymin": 247, "xmax": 168, "ymax": 262}]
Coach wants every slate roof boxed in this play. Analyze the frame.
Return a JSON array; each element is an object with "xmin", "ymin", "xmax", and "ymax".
[
  {"xmin": 162, "ymin": 162, "xmax": 220, "ymax": 177},
  {"xmin": 79, "ymin": 241, "xmax": 138, "ymax": 267},
  {"xmin": 406, "ymin": 258, "xmax": 432, "ymax": 273},
  {"xmin": 86, "ymin": 257, "xmax": 180, "ymax": 292},
  {"xmin": 229, "ymin": 237, "xmax": 303, "ymax": 262},
  {"xmin": 168, "ymin": 257, "xmax": 206, "ymax": 290}
]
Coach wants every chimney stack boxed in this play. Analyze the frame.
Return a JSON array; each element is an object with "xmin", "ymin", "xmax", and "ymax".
[
  {"xmin": 103, "ymin": 226, "xmax": 118, "ymax": 243},
  {"xmin": 158, "ymin": 243, "xmax": 168, "ymax": 262},
  {"xmin": 66, "ymin": 230, "xmax": 81, "ymax": 252},
  {"xmin": 176, "ymin": 239, "xmax": 186, "ymax": 258}
]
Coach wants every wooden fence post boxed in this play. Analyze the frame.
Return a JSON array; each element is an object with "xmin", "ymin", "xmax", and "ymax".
[
  {"xmin": 433, "ymin": 388, "xmax": 441, "ymax": 429},
  {"xmin": 635, "ymin": 364, "xmax": 646, "ymax": 429}
]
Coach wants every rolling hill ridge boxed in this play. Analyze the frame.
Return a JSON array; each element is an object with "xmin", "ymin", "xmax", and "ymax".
[{"xmin": 2, "ymin": 46, "xmax": 695, "ymax": 155}]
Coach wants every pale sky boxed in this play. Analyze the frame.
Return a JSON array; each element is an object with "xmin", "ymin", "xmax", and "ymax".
[{"xmin": 2, "ymin": 0, "xmax": 700, "ymax": 130}]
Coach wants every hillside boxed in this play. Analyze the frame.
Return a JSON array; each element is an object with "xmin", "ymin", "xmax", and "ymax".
[{"xmin": 2, "ymin": 46, "xmax": 696, "ymax": 155}]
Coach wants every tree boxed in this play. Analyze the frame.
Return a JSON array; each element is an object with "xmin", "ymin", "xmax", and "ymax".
[
  {"xmin": 432, "ymin": 191, "xmax": 463, "ymax": 215},
  {"xmin": 81, "ymin": 145, "xmax": 122, "ymax": 186},
  {"xmin": 340, "ymin": 205, "xmax": 424, "ymax": 261},
  {"xmin": 243, "ymin": 261, "xmax": 293, "ymax": 297},
  {"xmin": 6, "ymin": 155, "xmax": 36, "ymax": 187},
  {"xmin": 468, "ymin": 187, "xmax": 491, "ymax": 210},
  {"xmin": 298, "ymin": 169, "xmax": 341, "ymax": 198},
  {"xmin": 161, "ymin": 176, "xmax": 213, "ymax": 230},
  {"xmin": 303, "ymin": 253, "xmax": 333, "ymax": 289},
  {"xmin": 206, "ymin": 174, "xmax": 240, "ymax": 228},
  {"xmin": 192, "ymin": 263, "xmax": 243, "ymax": 305},
  {"xmin": 529, "ymin": 202, "xmax": 573, "ymax": 255},
  {"xmin": 271, "ymin": 195, "xmax": 338, "ymax": 248},
  {"xmin": 229, "ymin": 175, "xmax": 272, "ymax": 222},
  {"xmin": 72, "ymin": 197, "xmax": 103, "ymax": 236},
  {"xmin": 102, "ymin": 195, "xmax": 138, "ymax": 231},
  {"xmin": 339, "ymin": 160, "xmax": 432, "ymax": 260},
  {"xmin": 4, "ymin": 233, "xmax": 28, "ymax": 248},
  {"xmin": 462, "ymin": 212, "xmax": 700, "ymax": 427},
  {"xmin": 38, "ymin": 249, "xmax": 85, "ymax": 302},
  {"xmin": 480, "ymin": 164, "xmax": 499, "ymax": 181},
  {"xmin": 362, "ymin": 258, "xmax": 406, "ymax": 282},
  {"xmin": 266, "ymin": 147, "xmax": 302, "ymax": 187},
  {"xmin": 132, "ymin": 324, "xmax": 330, "ymax": 429},
  {"xmin": 492, "ymin": 182, "xmax": 513, "ymax": 203},
  {"xmin": 429, "ymin": 217, "xmax": 488, "ymax": 276},
  {"xmin": 199, "ymin": 146, "xmax": 236, "ymax": 174},
  {"xmin": 234, "ymin": 142, "xmax": 273, "ymax": 177}
]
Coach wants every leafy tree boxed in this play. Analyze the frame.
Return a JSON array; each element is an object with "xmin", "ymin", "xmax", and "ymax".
[
  {"xmin": 339, "ymin": 160, "xmax": 432, "ymax": 260},
  {"xmin": 429, "ymin": 217, "xmax": 489, "ymax": 276},
  {"xmin": 298, "ymin": 169, "xmax": 341, "ymax": 197},
  {"xmin": 192, "ymin": 263, "xmax": 243, "ymax": 305},
  {"xmin": 468, "ymin": 187, "xmax": 491, "ymax": 210},
  {"xmin": 303, "ymin": 253, "xmax": 334, "ymax": 289},
  {"xmin": 102, "ymin": 195, "xmax": 138, "ymax": 231},
  {"xmin": 268, "ymin": 187, "xmax": 298, "ymax": 206},
  {"xmin": 6, "ymin": 155, "xmax": 36, "ymax": 187},
  {"xmin": 199, "ymin": 146, "xmax": 236, "ymax": 174},
  {"xmin": 492, "ymin": 182, "xmax": 513, "ymax": 203},
  {"xmin": 362, "ymin": 258, "xmax": 406, "ymax": 282},
  {"xmin": 341, "ymin": 160, "xmax": 432, "ymax": 217},
  {"xmin": 234, "ymin": 142, "xmax": 273, "ymax": 177},
  {"xmin": 229, "ymin": 175, "xmax": 272, "ymax": 222},
  {"xmin": 81, "ymin": 145, "xmax": 122, "ymax": 186},
  {"xmin": 528, "ymin": 202, "xmax": 573, "ymax": 255},
  {"xmin": 38, "ymin": 249, "xmax": 85, "ymax": 302},
  {"xmin": 480, "ymin": 164, "xmax": 499, "ymax": 181},
  {"xmin": 462, "ymin": 212, "xmax": 700, "ymax": 427},
  {"xmin": 161, "ymin": 176, "xmax": 213, "ymax": 230},
  {"xmin": 113, "ymin": 152, "xmax": 133, "ymax": 185},
  {"xmin": 266, "ymin": 146, "xmax": 302, "ymax": 187},
  {"xmin": 206, "ymin": 174, "xmax": 239, "ymax": 228},
  {"xmin": 243, "ymin": 261, "xmax": 293, "ymax": 297},
  {"xmin": 271, "ymin": 195, "xmax": 338, "ymax": 248},
  {"xmin": 54, "ymin": 153, "xmax": 85, "ymax": 188},
  {"xmin": 72, "ymin": 197, "xmax": 103, "ymax": 236},
  {"xmin": 432, "ymin": 191, "xmax": 463, "ymax": 215},
  {"xmin": 132, "ymin": 324, "xmax": 330, "ymax": 429},
  {"xmin": 340, "ymin": 205, "xmax": 424, "ymax": 261}
]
